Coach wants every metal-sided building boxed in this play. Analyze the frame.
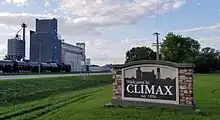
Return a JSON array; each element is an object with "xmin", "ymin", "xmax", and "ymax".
[
  {"xmin": 29, "ymin": 18, "xmax": 87, "ymax": 72},
  {"xmin": 30, "ymin": 18, "xmax": 61, "ymax": 63},
  {"xmin": 30, "ymin": 31, "xmax": 61, "ymax": 63},
  {"xmin": 61, "ymin": 42, "xmax": 85, "ymax": 72},
  {"xmin": 7, "ymin": 36, "xmax": 25, "ymax": 60}
]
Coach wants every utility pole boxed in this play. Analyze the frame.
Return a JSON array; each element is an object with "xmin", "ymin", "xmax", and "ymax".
[
  {"xmin": 22, "ymin": 23, "xmax": 27, "ymax": 61},
  {"xmin": 38, "ymin": 40, "xmax": 42, "ymax": 74},
  {"xmin": 153, "ymin": 32, "xmax": 160, "ymax": 61}
]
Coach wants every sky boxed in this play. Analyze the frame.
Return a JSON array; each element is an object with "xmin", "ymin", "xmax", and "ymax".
[{"xmin": 0, "ymin": 0, "xmax": 220, "ymax": 65}]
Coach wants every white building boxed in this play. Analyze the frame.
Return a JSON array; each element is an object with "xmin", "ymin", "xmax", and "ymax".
[
  {"xmin": 61, "ymin": 42, "xmax": 86, "ymax": 72},
  {"xmin": 89, "ymin": 64, "xmax": 112, "ymax": 72},
  {"xmin": 89, "ymin": 65, "xmax": 102, "ymax": 72}
]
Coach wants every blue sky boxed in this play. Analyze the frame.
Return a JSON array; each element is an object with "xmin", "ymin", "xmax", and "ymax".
[{"xmin": 0, "ymin": 0, "xmax": 219, "ymax": 65}]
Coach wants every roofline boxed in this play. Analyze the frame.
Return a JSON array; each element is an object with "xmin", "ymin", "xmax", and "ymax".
[
  {"xmin": 61, "ymin": 42, "xmax": 83, "ymax": 49},
  {"xmin": 112, "ymin": 60, "xmax": 195, "ymax": 69}
]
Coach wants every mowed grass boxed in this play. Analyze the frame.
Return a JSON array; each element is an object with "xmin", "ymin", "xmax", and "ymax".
[{"xmin": 0, "ymin": 74, "xmax": 220, "ymax": 120}]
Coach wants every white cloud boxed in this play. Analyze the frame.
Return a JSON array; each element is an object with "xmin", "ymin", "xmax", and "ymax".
[
  {"xmin": 0, "ymin": 12, "xmax": 108, "ymax": 36},
  {"xmin": 64, "ymin": 37, "xmax": 155, "ymax": 65},
  {"xmin": 0, "ymin": 0, "xmax": 187, "ymax": 36},
  {"xmin": 0, "ymin": 44, "xmax": 6, "ymax": 59},
  {"xmin": 58, "ymin": 0, "xmax": 187, "ymax": 28},
  {"xmin": 44, "ymin": 0, "xmax": 50, "ymax": 7},
  {"xmin": 173, "ymin": 23, "xmax": 220, "ymax": 33},
  {"xmin": 0, "ymin": 26, "xmax": 10, "ymax": 59},
  {"xmin": 172, "ymin": 0, "xmax": 186, "ymax": 8},
  {"xmin": 3, "ymin": 0, "xmax": 29, "ymax": 6},
  {"xmin": 0, "ymin": 12, "xmax": 58, "ymax": 27},
  {"xmin": 0, "ymin": 0, "xmax": 188, "ymax": 64},
  {"xmin": 197, "ymin": 36, "xmax": 220, "ymax": 50}
]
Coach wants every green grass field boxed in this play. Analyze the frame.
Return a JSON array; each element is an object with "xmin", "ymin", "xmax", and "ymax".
[
  {"xmin": 0, "ymin": 74, "xmax": 220, "ymax": 120},
  {"xmin": 0, "ymin": 71, "xmax": 107, "ymax": 76},
  {"xmin": 0, "ymin": 72, "xmax": 74, "ymax": 76}
]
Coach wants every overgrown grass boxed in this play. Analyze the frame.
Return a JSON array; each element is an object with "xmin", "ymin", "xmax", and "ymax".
[
  {"xmin": 0, "ymin": 75, "xmax": 112, "ymax": 106},
  {"xmin": 0, "ymin": 74, "xmax": 220, "ymax": 120}
]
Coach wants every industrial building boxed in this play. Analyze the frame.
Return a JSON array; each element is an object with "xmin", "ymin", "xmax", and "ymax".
[
  {"xmin": 30, "ymin": 18, "xmax": 61, "ymax": 63},
  {"xmin": 29, "ymin": 18, "xmax": 87, "ymax": 72},
  {"xmin": 89, "ymin": 64, "xmax": 112, "ymax": 72},
  {"xmin": 7, "ymin": 23, "xmax": 27, "ymax": 61},
  {"xmin": 7, "ymin": 36, "xmax": 25, "ymax": 60},
  {"xmin": 30, "ymin": 31, "xmax": 61, "ymax": 63},
  {"xmin": 61, "ymin": 42, "xmax": 85, "ymax": 71},
  {"xmin": 5, "ymin": 18, "xmax": 90, "ymax": 72}
]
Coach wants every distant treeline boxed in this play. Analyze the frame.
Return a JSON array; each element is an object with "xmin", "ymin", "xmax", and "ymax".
[{"xmin": 125, "ymin": 32, "xmax": 220, "ymax": 73}]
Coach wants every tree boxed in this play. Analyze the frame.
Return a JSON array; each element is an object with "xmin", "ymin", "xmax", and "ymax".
[
  {"xmin": 160, "ymin": 32, "xmax": 200, "ymax": 63},
  {"xmin": 125, "ymin": 46, "xmax": 156, "ymax": 63},
  {"xmin": 194, "ymin": 47, "xmax": 220, "ymax": 73}
]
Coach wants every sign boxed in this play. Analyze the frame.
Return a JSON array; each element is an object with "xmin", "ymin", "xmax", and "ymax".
[
  {"xmin": 122, "ymin": 64, "xmax": 179, "ymax": 104},
  {"xmin": 109, "ymin": 60, "xmax": 195, "ymax": 112}
]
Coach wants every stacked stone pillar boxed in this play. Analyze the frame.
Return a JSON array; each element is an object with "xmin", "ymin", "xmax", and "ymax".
[
  {"xmin": 179, "ymin": 68, "xmax": 194, "ymax": 105},
  {"xmin": 112, "ymin": 68, "xmax": 122, "ymax": 100}
]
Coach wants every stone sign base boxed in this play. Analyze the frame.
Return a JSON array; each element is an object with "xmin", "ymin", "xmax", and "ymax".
[
  {"xmin": 112, "ymin": 99, "xmax": 195, "ymax": 112},
  {"xmin": 104, "ymin": 101, "xmax": 198, "ymax": 114}
]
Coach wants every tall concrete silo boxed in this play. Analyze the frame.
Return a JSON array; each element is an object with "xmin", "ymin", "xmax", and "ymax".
[{"xmin": 76, "ymin": 43, "xmax": 86, "ymax": 61}]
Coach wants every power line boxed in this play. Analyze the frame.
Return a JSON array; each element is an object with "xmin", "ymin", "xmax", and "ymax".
[{"xmin": 153, "ymin": 32, "xmax": 160, "ymax": 61}]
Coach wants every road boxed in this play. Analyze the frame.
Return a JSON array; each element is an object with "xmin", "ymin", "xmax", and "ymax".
[{"xmin": 0, "ymin": 73, "xmax": 112, "ymax": 80}]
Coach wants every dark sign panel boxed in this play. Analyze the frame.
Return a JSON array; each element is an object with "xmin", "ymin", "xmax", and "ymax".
[{"xmin": 123, "ymin": 67, "xmax": 176, "ymax": 101}]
